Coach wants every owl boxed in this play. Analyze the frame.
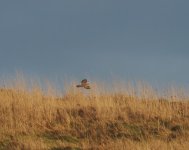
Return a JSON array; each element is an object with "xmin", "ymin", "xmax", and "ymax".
[{"xmin": 76, "ymin": 79, "xmax": 90, "ymax": 89}]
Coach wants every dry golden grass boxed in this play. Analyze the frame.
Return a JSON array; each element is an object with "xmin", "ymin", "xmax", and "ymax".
[{"xmin": 0, "ymin": 77, "xmax": 189, "ymax": 150}]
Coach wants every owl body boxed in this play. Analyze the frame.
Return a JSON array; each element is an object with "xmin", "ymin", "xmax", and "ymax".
[{"xmin": 76, "ymin": 79, "xmax": 91, "ymax": 89}]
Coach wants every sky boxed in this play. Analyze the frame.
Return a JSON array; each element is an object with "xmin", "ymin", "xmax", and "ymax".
[{"xmin": 0, "ymin": 0, "xmax": 189, "ymax": 87}]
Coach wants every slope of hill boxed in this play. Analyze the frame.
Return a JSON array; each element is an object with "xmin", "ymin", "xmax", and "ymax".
[{"xmin": 0, "ymin": 83, "xmax": 189, "ymax": 150}]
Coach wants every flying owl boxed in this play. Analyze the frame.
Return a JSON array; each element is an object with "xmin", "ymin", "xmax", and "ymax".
[{"xmin": 76, "ymin": 79, "xmax": 91, "ymax": 89}]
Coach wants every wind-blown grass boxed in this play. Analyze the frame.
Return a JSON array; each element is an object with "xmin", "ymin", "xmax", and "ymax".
[{"xmin": 0, "ymin": 77, "xmax": 189, "ymax": 150}]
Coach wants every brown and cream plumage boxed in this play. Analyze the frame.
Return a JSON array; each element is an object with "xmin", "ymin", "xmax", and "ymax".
[{"xmin": 76, "ymin": 79, "xmax": 91, "ymax": 89}]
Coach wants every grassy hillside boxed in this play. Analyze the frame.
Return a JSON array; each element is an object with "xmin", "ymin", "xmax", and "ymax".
[{"xmin": 0, "ymin": 79, "xmax": 189, "ymax": 150}]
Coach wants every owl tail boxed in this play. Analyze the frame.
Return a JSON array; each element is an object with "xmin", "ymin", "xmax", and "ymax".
[{"xmin": 84, "ymin": 86, "xmax": 91, "ymax": 89}]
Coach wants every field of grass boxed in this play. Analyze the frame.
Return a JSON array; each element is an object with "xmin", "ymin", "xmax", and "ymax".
[{"xmin": 0, "ymin": 77, "xmax": 189, "ymax": 150}]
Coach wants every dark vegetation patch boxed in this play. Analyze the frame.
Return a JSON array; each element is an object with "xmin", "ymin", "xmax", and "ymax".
[
  {"xmin": 0, "ymin": 137, "xmax": 27, "ymax": 150},
  {"xmin": 51, "ymin": 146, "xmax": 82, "ymax": 150},
  {"xmin": 122, "ymin": 123, "xmax": 145, "ymax": 141},
  {"xmin": 42, "ymin": 130, "xmax": 79, "ymax": 144}
]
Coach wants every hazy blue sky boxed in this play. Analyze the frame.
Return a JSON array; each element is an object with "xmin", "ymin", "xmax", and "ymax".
[{"xmin": 0, "ymin": 0, "xmax": 189, "ymax": 86}]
